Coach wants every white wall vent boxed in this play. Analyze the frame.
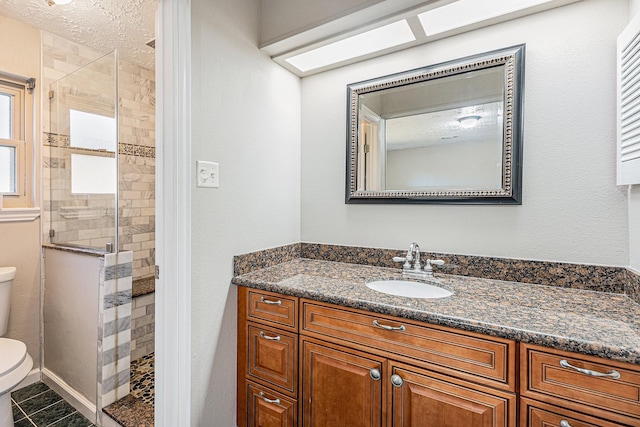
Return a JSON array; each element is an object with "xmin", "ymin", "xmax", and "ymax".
[{"xmin": 618, "ymin": 13, "xmax": 640, "ymax": 185}]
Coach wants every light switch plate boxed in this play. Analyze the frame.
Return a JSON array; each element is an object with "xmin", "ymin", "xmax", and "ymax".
[{"xmin": 196, "ymin": 160, "xmax": 219, "ymax": 188}]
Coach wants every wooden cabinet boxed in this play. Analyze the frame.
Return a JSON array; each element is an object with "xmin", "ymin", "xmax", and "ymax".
[
  {"xmin": 238, "ymin": 288, "xmax": 299, "ymax": 427},
  {"xmin": 247, "ymin": 381, "xmax": 297, "ymax": 427},
  {"xmin": 301, "ymin": 338, "xmax": 384, "ymax": 427},
  {"xmin": 520, "ymin": 397, "xmax": 631, "ymax": 427},
  {"xmin": 389, "ymin": 362, "xmax": 515, "ymax": 427},
  {"xmin": 238, "ymin": 287, "xmax": 517, "ymax": 426},
  {"xmin": 521, "ymin": 343, "xmax": 640, "ymax": 427},
  {"xmin": 238, "ymin": 288, "xmax": 640, "ymax": 427},
  {"xmin": 302, "ymin": 300, "xmax": 516, "ymax": 391}
]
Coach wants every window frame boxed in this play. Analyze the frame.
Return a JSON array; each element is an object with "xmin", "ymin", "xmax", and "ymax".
[{"xmin": 0, "ymin": 75, "xmax": 35, "ymax": 207}]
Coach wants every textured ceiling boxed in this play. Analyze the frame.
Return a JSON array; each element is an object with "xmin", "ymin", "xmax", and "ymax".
[{"xmin": 0, "ymin": 0, "xmax": 155, "ymax": 70}]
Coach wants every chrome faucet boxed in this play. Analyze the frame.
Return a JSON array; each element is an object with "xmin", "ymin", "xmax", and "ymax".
[{"xmin": 393, "ymin": 242, "xmax": 444, "ymax": 279}]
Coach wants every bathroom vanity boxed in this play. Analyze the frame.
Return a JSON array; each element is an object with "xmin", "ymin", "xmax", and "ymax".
[{"xmin": 234, "ymin": 258, "xmax": 640, "ymax": 427}]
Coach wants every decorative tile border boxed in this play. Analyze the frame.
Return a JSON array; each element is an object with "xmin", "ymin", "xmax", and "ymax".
[
  {"xmin": 43, "ymin": 133, "xmax": 156, "ymax": 159},
  {"xmin": 119, "ymin": 143, "xmax": 155, "ymax": 159},
  {"xmin": 234, "ymin": 243, "xmax": 631, "ymax": 296},
  {"xmin": 43, "ymin": 132, "xmax": 70, "ymax": 147}
]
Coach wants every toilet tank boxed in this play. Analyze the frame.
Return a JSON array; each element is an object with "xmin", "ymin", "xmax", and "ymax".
[{"xmin": 0, "ymin": 266, "xmax": 16, "ymax": 336}]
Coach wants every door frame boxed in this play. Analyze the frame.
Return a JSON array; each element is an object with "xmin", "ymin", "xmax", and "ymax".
[{"xmin": 155, "ymin": 0, "xmax": 192, "ymax": 425}]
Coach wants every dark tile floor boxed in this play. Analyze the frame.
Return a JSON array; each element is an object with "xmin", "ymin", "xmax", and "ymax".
[{"xmin": 11, "ymin": 382, "xmax": 95, "ymax": 427}]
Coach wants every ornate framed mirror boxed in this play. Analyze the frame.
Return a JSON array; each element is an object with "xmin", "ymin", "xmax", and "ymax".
[{"xmin": 346, "ymin": 44, "xmax": 525, "ymax": 204}]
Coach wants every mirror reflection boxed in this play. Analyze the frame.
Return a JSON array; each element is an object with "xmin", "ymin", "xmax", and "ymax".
[{"xmin": 346, "ymin": 44, "xmax": 525, "ymax": 204}]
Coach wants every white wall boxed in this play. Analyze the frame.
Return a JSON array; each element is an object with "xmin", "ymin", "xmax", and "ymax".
[
  {"xmin": 0, "ymin": 15, "xmax": 41, "ymax": 366},
  {"xmin": 301, "ymin": 0, "xmax": 630, "ymax": 266},
  {"xmin": 190, "ymin": 0, "xmax": 301, "ymax": 425}
]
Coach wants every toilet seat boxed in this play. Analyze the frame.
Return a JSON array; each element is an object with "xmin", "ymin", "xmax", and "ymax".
[
  {"xmin": 0, "ymin": 338, "xmax": 26, "ymax": 377},
  {"xmin": 0, "ymin": 338, "xmax": 32, "ymax": 395}
]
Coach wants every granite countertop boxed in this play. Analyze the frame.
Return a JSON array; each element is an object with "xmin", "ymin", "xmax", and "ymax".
[{"xmin": 232, "ymin": 258, "xmax": 640, "ymax": 365}]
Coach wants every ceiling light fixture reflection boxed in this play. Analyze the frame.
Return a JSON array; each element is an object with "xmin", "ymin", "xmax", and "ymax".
[
  {"xmin": 418, "ymin": 0, "xmax": 553, "ymax": 36},
  {"xmin": 46, "ymin": 0, "xmax": 73, "ymax": 5},
  {"xmin": 458, "ymin": 115, "xmax": 481, "ymax": 128},
  {"xmin": 285, "ymin": 20, "xmax": 415, "ymax": 73}
]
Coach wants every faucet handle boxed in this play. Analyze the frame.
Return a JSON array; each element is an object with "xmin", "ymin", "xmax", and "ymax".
[
  {"xmin": 393, "ymin": 256, "xmax": 412, "ymax": 270},
  {"xmin": 424, "ymin": 259, "xmax": 444, "ymax": 273}
]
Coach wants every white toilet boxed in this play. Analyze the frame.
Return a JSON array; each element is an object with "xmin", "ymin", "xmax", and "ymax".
[{"xmin": 0, "ymin": 267, "xmax": 33, "ymax": 427}]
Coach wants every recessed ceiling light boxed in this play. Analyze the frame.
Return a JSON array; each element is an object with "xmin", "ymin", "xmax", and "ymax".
[
  {"xmin": 458, "ymin": 115, "xmax": 481, "ymax": 128},
  {"xmin": 46, "ymin": 0, "xmax": 73, "ymax": 5},
  {"xmin": 285, "ymin": 20, "xmax": 416, "ymax": 73},
  {"xmin": 418, "ymin": 0, "xmax": 553, "ymax": 36}
]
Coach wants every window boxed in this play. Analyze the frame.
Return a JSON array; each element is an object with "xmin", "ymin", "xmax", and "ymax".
[{"xmin": 0, "ymin": 76, "xmax": 33, "ymax": 207}]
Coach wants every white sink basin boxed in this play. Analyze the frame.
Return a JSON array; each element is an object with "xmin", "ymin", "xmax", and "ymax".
[{"xmin": 366, "ymin": 280, "xmax": 453, "ymax": 299}]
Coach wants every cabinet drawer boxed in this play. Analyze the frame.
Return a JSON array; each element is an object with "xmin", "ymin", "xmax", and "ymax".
[
  {"xmin": 247, "ymin": 289, "xmax": 298, "ymax": 331},
  {"xmin": 247, "ymin": 381, "xmax": 297, "ymax": 427},
  {"xmin": 520, "ymin": 397, "xmax": 636, "ymax": 427},
  {"xmin": 247, "ymin": 322, "xmax": 298, "ymax": 396},
  {"xmin": 521, "ymin": 344, "xmax": 640, "ymax": 424},
  {"xmin": 302, "ymin": 300, "xmax": 516, "ymax": 391}
]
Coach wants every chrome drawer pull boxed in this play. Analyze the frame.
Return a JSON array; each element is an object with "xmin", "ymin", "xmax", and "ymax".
[
  {"xmin": 259, "ymin": 331, "xmax": 281, "ymax": 341},
  {"xmin": 560, "ymin": 421, "xmax": 572, "ymax": 427},
  {"xmin": 260, "ymin": 297, "xmax": 282, "ymax": 305},
  {"xmin": 373, "ymin": 320, "xmax": 406, "ymax": 332},
  {"xmin": 258, "ymin": 391, "xmax": 280, "ymax": 405},
  {"xmin": 559, "ymin": 359, "xmax": 621, "ymax": 380}
]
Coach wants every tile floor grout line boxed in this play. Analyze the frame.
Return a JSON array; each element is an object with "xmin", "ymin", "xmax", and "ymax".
[
  {"xmin": 11, "ymin": 398, "xmax": 35, "ymax": 426},
  {"xmin": 44, "ymin": 410, "xmax": 79, "ymax": 427},
  {"xmin": 13, "ymin": 388, "xmax": 52, "ymax": 405},
  {"xmin": 23, "ymin": 398, "xmax": 65, "ymax": 422}
]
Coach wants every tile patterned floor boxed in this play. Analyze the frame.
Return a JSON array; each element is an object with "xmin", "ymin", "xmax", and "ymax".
[
  {"xmin": 11, "ymin": 382, "xmax": 95, "ymax": 427},
  {"xmin": 129, "ymin": 353, "xmax": 154, "ymax": 407}
]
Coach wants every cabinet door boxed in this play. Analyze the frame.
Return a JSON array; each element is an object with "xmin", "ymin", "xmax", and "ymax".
[
  {"xmin": 389, "ymin": 363, "xmax": 516, "ymax": 427},
  {"xmin": 247, "ymin": 381, "xmax": 297, "ymax": 427},
  {"xmin": 302, "ymin": 338, "xmax": 384, "ymax": 427}
]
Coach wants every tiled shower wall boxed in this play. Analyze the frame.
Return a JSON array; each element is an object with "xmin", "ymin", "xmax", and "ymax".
[
  {"xmin": 131, "ymin": 292, "xmax": 155, "ymax": 360},
  {"xmin": 42, "ymin": 32, "xmax": 155, "ymax": 279}
]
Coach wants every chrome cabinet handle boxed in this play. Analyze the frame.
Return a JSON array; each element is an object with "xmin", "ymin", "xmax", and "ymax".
[
  {"xmin": 373, "ymin": 320, "xmax": 406, "ymax": 332},
  {"xmin": 258, "ymin": 391, "xmax": 280, "ymax": 405},
  {"xmin": 259, "ymin": 331, "xmax": 281, "ymax": 341},
  {"xmin": 390, "ymin": 374, "xmax": 404, "ymax": 387},
  {"xmin": 560, "ymin": 421, "xmax": 572, "ymax": 427},
  {"xmin": 559, "ymin": 359, "xmax": 621, "ymax": 380},
  {"xmin": 370, "ymin": 369, "xmax": 381, "ymax": 381},
  {"xmin": 260, "ymin": 297, "xmax": 282, "ymax": 305}
]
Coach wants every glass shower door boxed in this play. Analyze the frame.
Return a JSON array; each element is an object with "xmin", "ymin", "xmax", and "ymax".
[{"xmin": 48, "ymin": 51, "xmax": 118, "ymax": 251}]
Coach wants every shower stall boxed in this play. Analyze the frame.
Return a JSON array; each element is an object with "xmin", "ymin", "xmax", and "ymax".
[{"xmin": 42, "ymin": 51, "xmax": 134, "ymax": 426}]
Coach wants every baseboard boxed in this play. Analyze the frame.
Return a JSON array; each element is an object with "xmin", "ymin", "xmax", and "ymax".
[
  {"xmin": 12, "ymin": 368, "xmax": 41, "ymax": 392},
  {"xmin": 42, "ymin": 368, "xmax": 96, "ymax": 424}
]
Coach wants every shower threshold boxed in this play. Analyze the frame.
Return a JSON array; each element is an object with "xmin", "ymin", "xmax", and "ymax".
[{"xmin": 103, "ymin": 353, "xmax": 154, "ymax": 427}]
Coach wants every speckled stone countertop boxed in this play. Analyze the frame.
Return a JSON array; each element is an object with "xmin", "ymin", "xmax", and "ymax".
[{"xmin": 232, "ymin": 259, "xmax": 640, "ymax": 365}]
